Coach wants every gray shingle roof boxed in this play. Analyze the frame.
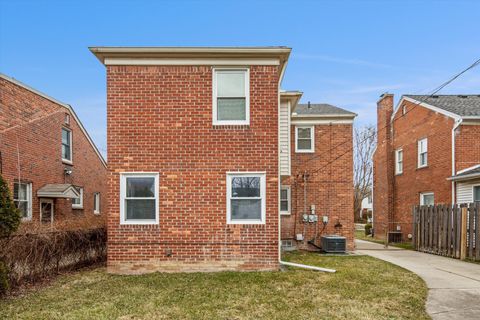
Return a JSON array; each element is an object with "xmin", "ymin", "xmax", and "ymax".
[
  {"xmin": 405, "ymin": 95, "xmax": 480, "ymax": 117},
  {"xmin": 294, "ymin": 103, "xmax": 356, "ymax": 117},
  {"xmin": 448, "ymin": 165, "xmax": 480, "ymax": 181}
]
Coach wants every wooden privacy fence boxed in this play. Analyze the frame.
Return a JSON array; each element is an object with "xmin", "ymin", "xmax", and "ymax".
[{"xmin": 413, "ymin": 203, "xmax": 479, "ymax": 261}]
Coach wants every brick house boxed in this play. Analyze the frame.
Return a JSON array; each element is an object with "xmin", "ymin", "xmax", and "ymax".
[
  {"xmin": 0, "ymin": 73, "xmax": 107, "ymax": 226},
  {"xmin": 90, "ymin": 46, "xmax": 355, "ymax": 273},
  {"xmin": 373, "ymin": 93, "xmax": 480, "ymax": 239}
]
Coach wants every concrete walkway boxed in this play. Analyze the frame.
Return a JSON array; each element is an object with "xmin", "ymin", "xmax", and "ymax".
[{"xmin": 356, "ymin": 239, "xmax": 480, "ymax": 320}]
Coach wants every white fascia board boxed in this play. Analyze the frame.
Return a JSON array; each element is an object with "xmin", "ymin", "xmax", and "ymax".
[
  {"xmin": 391, "ymin": 96, "xmax": 461, "ymax": 123},
  {"xmin": 457, "ymin": 164, "xmax": 480, "ymax": 174},
  {"xmin": 291, "ymin": 119, "xmax": 354, "ymax": 125},
  {"xmin": 103, "ymin": 58, "xmax": 280, "ymax": 66},
  {"xmin": 0, "ymin": 73, "xmax": 107, "ymax": 168}
]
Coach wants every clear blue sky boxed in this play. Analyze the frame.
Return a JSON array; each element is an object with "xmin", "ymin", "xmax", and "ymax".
[{"xmin": 1, "ymin": 0, "xmax": 479, "ymax": 155}]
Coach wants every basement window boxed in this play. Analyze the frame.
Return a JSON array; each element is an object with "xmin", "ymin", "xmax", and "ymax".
[
  {"xmin": 418, "ymin": 138, "xmax": 428, "ymax": 168},
  {"xmin": 280, "ymin": 186, "xmax": 291, "ymax": 215},
  {"xmin": 295, "ymin": 126, "xmax": 314, "ymax": 153},
  {"xmin": 227, "ymin": 173, "xmax": 265, "ymax": 224},
  {"xmin": 213, "ymin": 68, "xmax": 250, "ymax": 125},
  {"xmin": 120, "ymin": 173, "xmax": 159, "ymax": 224},
  {"xmin": 395, "ymin": 149, "xmax": 403, "ymax": 174}
]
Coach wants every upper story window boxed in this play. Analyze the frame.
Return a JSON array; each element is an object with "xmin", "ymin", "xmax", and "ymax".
[
  {"xmin": 395, "ymin": 149, "xmax": 403, "ymax": 174},
  {"xmin": 280, "ymin": 186, "xmax": 291, "ymax": 215},
  {"xmin": 14, "ymin": 182, "xmax": 32, "ymax": 220},
  {"xmin": 418, "ymin": 138, "xmax": 428, "ymax": 168},
  {"xmin": 72, "ymin": 187, "xmax": 84, "ymax": 209},
  {"xmin": 120, "ymin": 173, "xmax": 159, "ymax": 225},
  {"xmin": 420, "ymin": 192, "xmax": 434, "ymax": 206},
  {"xmin": 62, "ymin": 127, "xmax": 72, "ymax": 163},
  {"xmin": 295, "ymin": 126, "xmax": 314, "ymax": 153},
  {"xmin": 402, "ymin": 105, "xmax": 407, "ymax": 115},
  {"xmin": 64, "ymin": 113, "xmax": 70, "ymax": 125},
  {"xmin": 226, "ymin": 173, "xmax": 265, "ymax": 224},
  {"xmin": 212, "ymin": 68, "xmax": 250, "ymax": 125}
]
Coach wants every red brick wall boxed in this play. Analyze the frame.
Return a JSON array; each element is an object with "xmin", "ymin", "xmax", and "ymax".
[
  {"xmin": 106, "ymin": 65, "xmax": 280, "ymax": 273},
  {"xmin": 280, "ymin": 123, "xmax": 354, "ymax": 250},
  {"xmin": 0, "ymin": 77, "xmax": 107, "ymax": 227},
  {"xmin": 455, "ymin": 124, "xmax": 480, "ymax": 172}
]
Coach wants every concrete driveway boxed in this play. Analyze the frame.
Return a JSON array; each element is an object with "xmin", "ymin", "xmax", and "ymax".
[{"xmin": 356, "ymin": 239, "xmax": 480, "ymax": 320}]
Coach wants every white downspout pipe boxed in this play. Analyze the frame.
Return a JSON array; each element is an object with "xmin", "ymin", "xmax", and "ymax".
[
  {"xmin": 280, "ymin": 261, "xmax": 336, "ymax": 273},
  {"xmin": 451, "ymin": 119, "xmax": 462, "ymax": 203}
]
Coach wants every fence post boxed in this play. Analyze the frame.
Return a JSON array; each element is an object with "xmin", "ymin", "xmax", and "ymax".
[
  {"xmin": 461, "ymin": 207, "xmax": 468, "ymax": 260},
  {"xmin": 476, "ymin": 203, "xmax": 480, "ymax": 261}
]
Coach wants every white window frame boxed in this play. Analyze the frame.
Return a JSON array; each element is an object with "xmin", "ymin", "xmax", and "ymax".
[
  {"xmin": 72, "ymin": 187, "xmax": 84, "ymax": 209},
  {"xmin": 295, "ymin": 125, "xmax": 315, "ymax": 153},
  {"xmin": 395, "ymin": 148, "xmax": 403, "ymax": 175},
  {"xmin": 280, "ymin": 185, "xmax": 291, "ymax": 215},
  {"xmin": 14, "ymin": 182, "xmax": 32, "ymax": 221},
  {"xmin": 62, "ymin": 127, "xmax": 73, "ymax": 164},
  {"xmin": 226, "ymin": 172, "xmax": 266, "ymax": 224},
  {"xmin": 93, "ymin": 192, "xmax": 101, "ymax": 214},
  {"xmin": 402, "ymin": 105, "xmax": 407, "ymax": 115},
  {"xmin": 212, "ymin": 68, "xmax": 250, "ymax": 126},
  {"xmin": 420, "ymin": 192, "xmax": 434, "ymax": 206},
  {"xmin": 473, "ymin": 185, "xmax": 480, "ymax": 203},
  {"xmin": 418, "ymin": 138, "xmax": 428, "ymax": 168},
  {"xmin": 120, "ymin": 172, "xmax": 159, "ymax": 225}
]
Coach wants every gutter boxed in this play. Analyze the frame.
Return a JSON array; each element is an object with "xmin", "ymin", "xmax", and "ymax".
[{"xmin": 451, "ymin": 119, "xmax": 463, "ymax": 202}]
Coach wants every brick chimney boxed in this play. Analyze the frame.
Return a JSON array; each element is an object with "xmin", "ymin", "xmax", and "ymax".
[{"xmin": 373, "ymin": 93, "xmax": 395, "ymax": 238}]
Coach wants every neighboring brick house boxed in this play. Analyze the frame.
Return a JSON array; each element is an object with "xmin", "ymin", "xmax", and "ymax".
[
  {"xmin": 373, "ymin": 93, "xmax": 480, "ymax": 239},
  {"xmin": 279, "ymin": 102, "xmax": 356, "ymax": 251},
  {"xmin": 0, "ymin": 73, "xmax": 107, "ymax": 226},
  {"xmin": 90, "ymin": 46, "xmax": 355, "ymax": 274}
]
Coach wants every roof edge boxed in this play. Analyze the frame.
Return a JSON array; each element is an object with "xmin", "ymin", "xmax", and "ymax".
[{"xmin": 0, "ymin": 73, "xmax": 107, "ymax": 168}]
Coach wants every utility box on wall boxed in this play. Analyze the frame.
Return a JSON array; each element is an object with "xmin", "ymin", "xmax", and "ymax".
[{"xmin": 321, "ymin": 235, "xmax": 346, "ymax": 253}]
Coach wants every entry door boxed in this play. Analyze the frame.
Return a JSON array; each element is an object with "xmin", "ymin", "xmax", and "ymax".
[{"xmin": 40, "ymin": 199, "xmax": 54, "ymax": 224}]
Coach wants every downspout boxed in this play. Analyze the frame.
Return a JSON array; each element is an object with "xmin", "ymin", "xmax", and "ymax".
[{"xmin": 451, "ymin": 119, "xmax": 462, "ymax": 203}]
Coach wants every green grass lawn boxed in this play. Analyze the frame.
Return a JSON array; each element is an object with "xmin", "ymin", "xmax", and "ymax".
[
  {"xmin": 355, "ymin": 230, "xmax": 414, "ymax": 250},
  {"xmin": 0, "ymin": 252, "xmax": 429, "ymax": 320}
]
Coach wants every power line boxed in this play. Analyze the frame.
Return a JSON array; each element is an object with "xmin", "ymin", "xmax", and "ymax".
[{"xmin": 298, "ymin": 57, "xmax": 480, "ymax": 179}]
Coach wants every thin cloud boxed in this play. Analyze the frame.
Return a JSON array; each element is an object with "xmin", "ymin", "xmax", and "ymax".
[{"xmin": 293, "ymin": 53, "xmax": 394, "ymax": 68}]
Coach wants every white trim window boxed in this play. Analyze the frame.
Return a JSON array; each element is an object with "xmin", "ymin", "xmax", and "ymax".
[
  {"xmin": 295, "ymin": 126, "xmax": 314, "ymax": 153},
  {"xmin": 93, "ymin": 192, "xmax": 101, "ymax": 214},
  {"xmin": 474, "ymin": 185, "xmax": 480, "ymax": 203},
  {"xmin": 62, "ymin": 127, "xmax": 72, "ymax": 163},
  {"xmin": 420, "ymin": 192, "xmax": 434, "ymax": 206},
  {"xmin": 418, "ymin": 138, "xmax": 428, "ymax": 168},
  {"xmin": 395, "ymin": 149, "xmax": 403, "ymax": 174},
  {"xmin": 72, "ymin": 187, "xmax": 84, "ymax": 209},
  {"xmin": 280, "ymin": 186, "xmax": 291, "ymax": 215},
  {"xmin": 120, "ymin": 173, "xmax": 159, "ymax": 225},
  {"xmin": 212, "ymin": 68, "xmax": 250, "ymax": 125},
  {"xmin": 226, "ymin": 172, "xmax": 266, "ymax": 224},
  {"xmin": 14, "ymin": 182, "xmax": 32, "ymax": 220}
]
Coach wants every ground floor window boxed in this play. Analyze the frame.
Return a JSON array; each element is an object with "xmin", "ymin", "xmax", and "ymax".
[
  {"xmin": 474, "ymin": 185, "xmax": 480, "ymax": 203},
  {"xmin": 420, "ymin": 192, "xmax": 434, "ymax": 206},
  {"xmin": 14, "ymin": 182, "xmax": 32, "ymax": 220},
  {"xmin": 280, "ymin": 186, "xmax": 291, "ymax": 214},
  {"xmin": 72, "ymin": 187, "xmax": 84, "ymax": 209},
  {"xmin": 120, "ymin": 173, "xmax": 159, "ymax": 224},
  {"xmin": 93, "ymin": 192, "xmax": 100, "ymax": 214},
  {"xmin": 227, "ymin": 172, "xmax": 266, "ymax": 224}
]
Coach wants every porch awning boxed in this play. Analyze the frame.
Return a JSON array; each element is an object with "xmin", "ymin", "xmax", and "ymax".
[
  {"xmin": 447, "ymin": 165, "xmax": 480, "ymax": 182},
  {"xmin": 37, "ymin": 184, "xmax": 80, "ymax": 198}
]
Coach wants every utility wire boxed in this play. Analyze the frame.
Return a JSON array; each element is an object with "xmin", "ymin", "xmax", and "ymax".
[{"xmin": 298, "ymin": 57, "xmax": 480, "ymax": 178}]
